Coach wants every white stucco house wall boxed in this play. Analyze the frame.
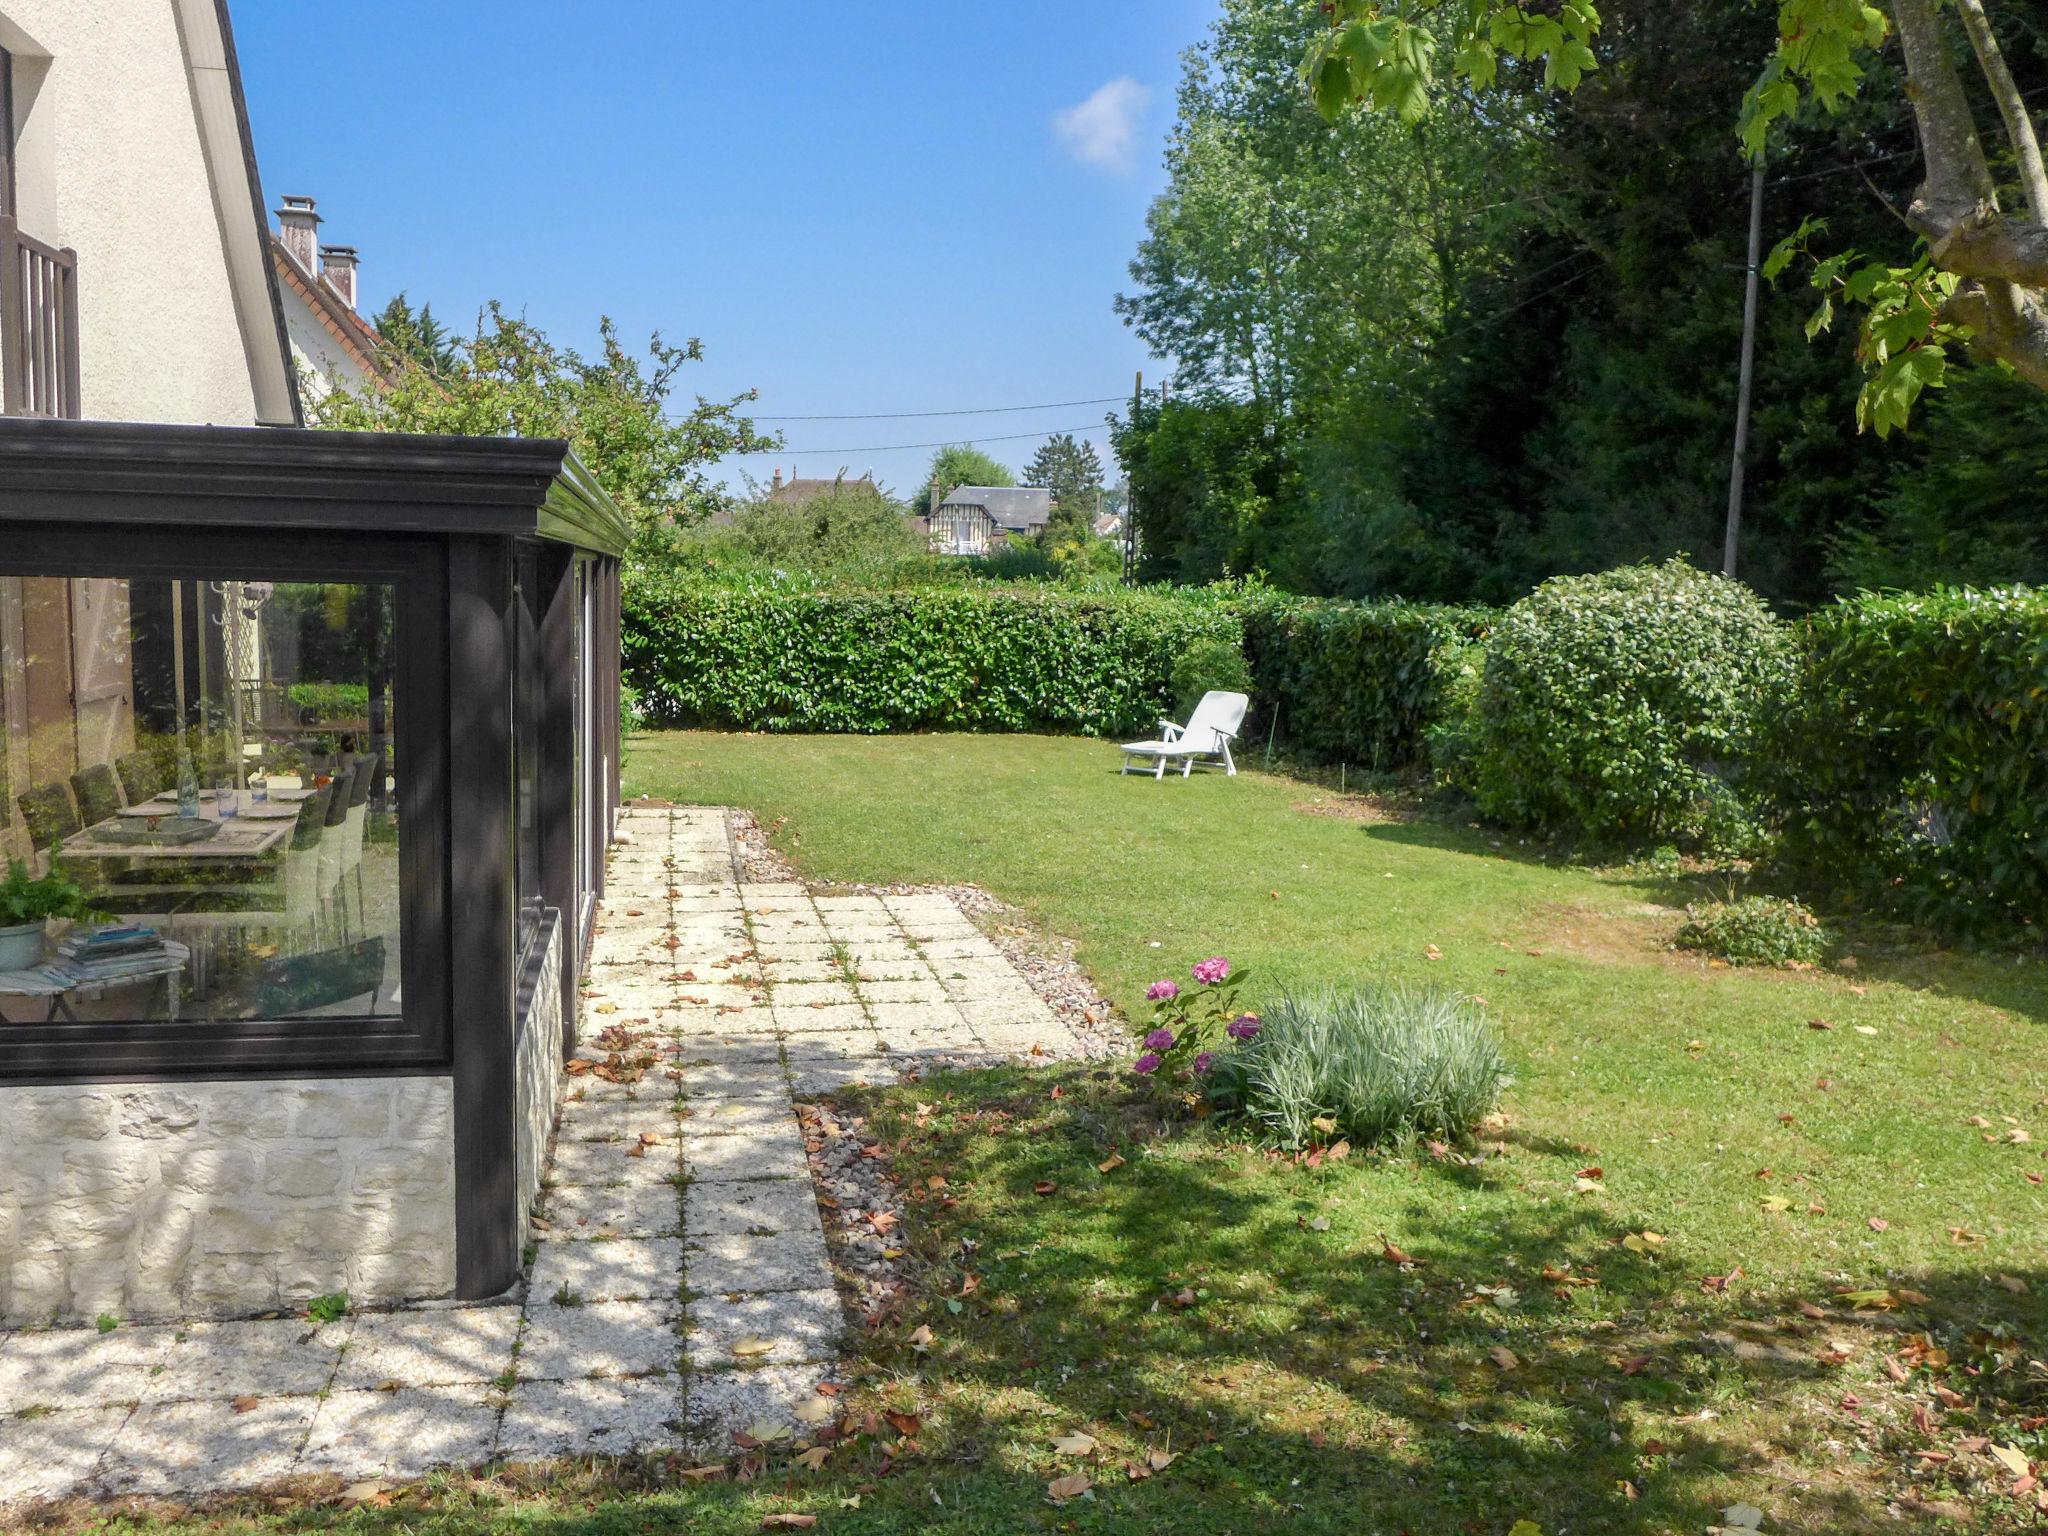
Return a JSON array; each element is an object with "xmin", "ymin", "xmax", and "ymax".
[{"xmin": 0, "ymin": 0, "xmax": 296, "ymax": 426}]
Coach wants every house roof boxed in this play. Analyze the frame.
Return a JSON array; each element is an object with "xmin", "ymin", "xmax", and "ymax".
[
  {"xmin": 936, "ymin": 485, "xmax": 1052, "ymax": 530},
  {"xmin": 184, "ymin": 0, "xmax": 301, "ymax": 426},
  {"xmin": 770, "ymin": 475, "xmax": 880, "ymax": 502},
  {"xmin": 270, "ymin": 235, "xmax": 394, "ymax": 384}
]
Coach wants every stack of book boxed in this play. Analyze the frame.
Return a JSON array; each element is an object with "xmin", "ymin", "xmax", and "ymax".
[{"xmin": 56, "ymin": 925, "xmax": 177, "ymax": 982}]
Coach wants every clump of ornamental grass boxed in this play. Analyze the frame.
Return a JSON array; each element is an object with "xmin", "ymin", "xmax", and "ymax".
[
  {"xmin": 1672, "ymin": 894, "xmax": 1830, "ymax": 967},
  {"xmin": 1203, "ymin": 984, "xmax": 1508, "ymax": 1151}
]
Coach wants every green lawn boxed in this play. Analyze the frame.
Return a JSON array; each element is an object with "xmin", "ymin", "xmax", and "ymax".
[
  {"xmin": 93, "ymin": 730, "xmax": 2044, "ymax": 1536},
  {"xmin": 625, "ymin": 730, "xmax": 2048, "ymax": 1533}
]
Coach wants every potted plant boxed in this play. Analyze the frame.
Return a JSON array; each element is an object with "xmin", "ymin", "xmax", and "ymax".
[{"xmin": 0, "ymin": 860, "xmax": 98, "ymax": 971}]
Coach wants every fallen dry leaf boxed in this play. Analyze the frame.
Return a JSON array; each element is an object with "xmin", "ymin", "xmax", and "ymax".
[
  {"xmin": 1097, "ymin": 1153, "xmax": 1126, "ymax": 1174},
  {"xmin": 1051, "ymin": 1431, "xmax": 1098, "ymax": 1456},
  {"xmin": 731, "ymin": 1335, "xmax": 776, "ymax": 1359},
  {"xmin": 884, "ymin": 1409, "xmax": 922, "ymax": 1438},
  {"xmin": 230, "ymin": 1395, "xmax": 260, "ymax": 1413},
  {"xmin": 1991, "ymin": 1444, "xmax": 2033, "ymax": 1477},
  {"xmin": 1996, "ymin": 1273, "xmax": 2030, "ymax": 1295},
  {"xmin": 1033, "ymin": 1180, "xmax": 1059, "ymax": 1196},
  {"xmin": 1377, "ymin": 1234, "xmax": 1426, "ymax": 1267},
  {"xmin": 792, "ymin": 1446, "xmax": 831, "ymax": 1471},
  {"xmin": 1490, "ymin": 1346, "xmax": 1520, "ymax": 1370},
  {"xmin": 760, "ymin": 1517, "xmax": 818, "ymax": 1531},
  {"xmin": 1867, "ymin": 1217, "xmax": 1890, "ymax": 1232},
  {"xmin": 1047, "ymin": 1472, "xmax": 1092, "ymax": 1501}
]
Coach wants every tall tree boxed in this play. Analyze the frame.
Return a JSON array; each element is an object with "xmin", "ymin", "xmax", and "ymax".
[
  {"xmin": 1305, "ymin": 0, "xmax": 2048, "ymax": 429},
  {"xmin": 370, "ymin": 292, "xmax": 459, "ymax": 376},
  {"xmin": 1024, "ymin": 433, "xmax": 1107, "ymax": 541},
  {"xmin": 313, "ymin": 303, "xmax": 776, "ymax": 565},
  {"xmin": 912, "ymin": 444, "xmax": 1015, "ymax": 513}
]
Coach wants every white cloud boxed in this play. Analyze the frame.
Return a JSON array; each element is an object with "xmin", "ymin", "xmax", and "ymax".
[{"xmin": 1052, "ymin": 76, "xmax": 1151, "ymax": 175}]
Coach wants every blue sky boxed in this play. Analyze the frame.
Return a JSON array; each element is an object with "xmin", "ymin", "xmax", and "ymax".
[{"xmin": 230, "ymin": 2, "xmax": 1215, "ymax": 499}]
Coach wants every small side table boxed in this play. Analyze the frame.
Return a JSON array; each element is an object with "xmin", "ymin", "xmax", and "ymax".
[{"xmin": 0, "ymin": 944, "xmax": 191, "ymax": 1023}]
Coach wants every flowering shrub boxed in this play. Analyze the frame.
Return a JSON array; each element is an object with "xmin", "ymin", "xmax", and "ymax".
[{"xmin": 1129, "ymin": 954, "xmax": 1251, "ymax": 1093}]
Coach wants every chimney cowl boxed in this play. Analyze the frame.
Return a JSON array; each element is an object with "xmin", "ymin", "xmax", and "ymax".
[
  {"xmin": 275, "ymin": 194, "xmax": 320, "ymax": 272},
  {"xmin": 319, "ymin": 244, "xmax": 360, "ymax": 313}
]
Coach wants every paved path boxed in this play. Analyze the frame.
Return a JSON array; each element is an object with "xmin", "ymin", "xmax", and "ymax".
[{"xmin": 0, "ymin": 805, "xmax": 1080, "ymax": 1504}]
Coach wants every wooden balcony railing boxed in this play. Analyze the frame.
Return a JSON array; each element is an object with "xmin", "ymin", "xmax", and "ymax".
[{"xmin": 0, "ymin": 215, "xmax": 79, "ymax": 419}]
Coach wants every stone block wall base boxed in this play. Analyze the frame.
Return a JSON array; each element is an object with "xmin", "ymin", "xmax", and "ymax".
[{"xmin": 0, "ymin": 1076, "xmax": 457, "ymax": 1324}]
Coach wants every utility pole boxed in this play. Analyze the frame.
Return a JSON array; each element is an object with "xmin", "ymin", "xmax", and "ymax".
[
  {"xmin": 1723, "ymin": 154, "xmax": 1765, "ymax": 579},
  {"xmin": 1124, "ymin": 371, "xmax": 1142, "ymax": 584}
]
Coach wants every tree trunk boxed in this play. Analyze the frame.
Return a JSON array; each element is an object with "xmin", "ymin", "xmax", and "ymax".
[{"xmin": 1892, "ymin": 0, "xmax": 2048, "ymax": 386}]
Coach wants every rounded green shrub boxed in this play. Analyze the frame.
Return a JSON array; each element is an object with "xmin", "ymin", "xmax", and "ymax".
[
  {"xmin": 1470, "ymin": 560, "xmax": 1793, "ymax": 847},
  {"xmin": 1672, "ymin": 895, "xmax": 1831, "ymax": 967}
]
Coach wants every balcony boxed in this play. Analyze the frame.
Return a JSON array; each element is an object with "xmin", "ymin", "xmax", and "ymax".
[{"xmin": 0, "ymin": 214, "xmax": 79, "ymax": 418}]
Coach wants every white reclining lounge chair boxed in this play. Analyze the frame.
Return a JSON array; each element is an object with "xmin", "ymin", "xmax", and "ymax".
[{"xmin": 1120, "ymin": 690, "xmax": 1248, "ymax": 779}]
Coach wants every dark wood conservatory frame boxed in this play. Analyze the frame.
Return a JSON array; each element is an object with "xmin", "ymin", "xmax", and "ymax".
[{"xmin": 0, "ymin": 418, "xmax": 628, "ymax": 1298}]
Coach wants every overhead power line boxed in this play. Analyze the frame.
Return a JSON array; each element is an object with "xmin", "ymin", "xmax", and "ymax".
[
  {"xmin": 751, "ymin": 395, "xmax": 1126, "ymax": 422},
  {"xmin": 726, "ymin": 422, "xmax": 1113, "ymax": 457}
]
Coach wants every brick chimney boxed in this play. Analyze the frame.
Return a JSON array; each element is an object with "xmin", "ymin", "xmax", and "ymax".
[
  {"xmin": 276, "ymin": 194, "xmax": 320, "ymax": 271},
  {"xmin": 319, "ymin": 245, "xmax": 360, "ymax": 312},
  {"xmin": 771, "ymin": 467, "xmax": 783, "ymax": 492}
]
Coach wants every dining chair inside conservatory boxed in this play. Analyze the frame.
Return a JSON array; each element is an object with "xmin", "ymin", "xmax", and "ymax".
[
  {"xmin": 115, "ymin": 750, "xmax": 170, "ymax": 805},
  {"xmin": 16, "ymin": 783, "xmax": 81, "ymax": 875},
  {"xmin": 70, "ymin": 763, "xmax": 125, "ymax": 826},
  {"xmin": 317, "ymin": 757, "xmax": 368, "ymax": 933}
]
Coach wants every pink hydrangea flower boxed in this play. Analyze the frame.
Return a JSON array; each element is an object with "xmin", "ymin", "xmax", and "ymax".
[
  {"xmin": 1226, "ymin": 1013, "xmax": 1261, "ymax": 1040},
  {"xmin": 1133, "ymin": 1052, "xmax": 1163, "ymax": 1075},
  {"xmin": 1191, "ymin": 956, "xmax": 1231, "ymax": 985},
  {"xmin": 1146, "ymin": 980, "xmax": 1179, "ymax": 1001},
  {"xmin": 1143, "ymin": 1027, "xmax": 1176, "ymax": 1052},
  {"xmin": 1192, "ymin": 1051, "xmax": 1216, "ymax": 1073}
]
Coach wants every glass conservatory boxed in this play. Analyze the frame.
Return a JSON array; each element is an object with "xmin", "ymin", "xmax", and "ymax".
[{"xmin": 0, "ymin": 418, "xmax": 624, "ymax": 1318}]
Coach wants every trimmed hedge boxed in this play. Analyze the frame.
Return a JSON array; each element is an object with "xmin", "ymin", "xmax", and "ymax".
[
  {"xmin": 1241, "ymin": 598, "xmax": 1493, "ymax": 771},
  {"xmin": 623, "ymin": 575, "xmax": 1241, "ymax": 737},
  {"xmin": 621, "ymin": 564, "xmax": 2046, "ymax": 936},
  {"xmin": 1770, "ymin": 585, "xmax": 2048, "ymax": 932}
]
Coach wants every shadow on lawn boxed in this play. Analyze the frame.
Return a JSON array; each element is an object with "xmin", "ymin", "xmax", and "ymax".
[{"xmin": 828, "ymin": 1067, "xmax": 2048, "ymax": 1536}]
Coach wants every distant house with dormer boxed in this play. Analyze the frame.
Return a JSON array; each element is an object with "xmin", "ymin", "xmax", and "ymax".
[{"xmin": 928, "ymin": 485, "xmax": 1052, "ymax": 556}]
